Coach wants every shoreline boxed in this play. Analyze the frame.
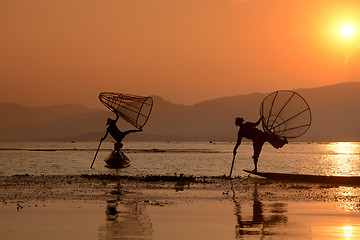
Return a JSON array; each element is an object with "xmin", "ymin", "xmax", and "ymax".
[{"xmin": 2, "ymin": 174, "xmax": 359, "ymax": 203}]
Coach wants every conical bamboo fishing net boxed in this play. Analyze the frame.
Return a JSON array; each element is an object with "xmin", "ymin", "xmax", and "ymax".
[
  {"xmin": 260, "ymin": 90, "xmax": 311, "ymax": 138},
  {"xmin": 99, "ymin": 92, "xmax": 153, "ymax": 129}
]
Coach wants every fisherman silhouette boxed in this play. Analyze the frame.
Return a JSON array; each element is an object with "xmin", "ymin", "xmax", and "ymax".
[
  {"xmin": 233, "ymin": 116, "xmax": 287, "ymax": 172},
  {"xmin": 101, "ymin": 113, "xmax": 142, "ymax": 153}
]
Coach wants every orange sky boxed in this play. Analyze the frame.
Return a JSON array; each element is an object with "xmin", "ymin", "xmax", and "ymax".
[{"xmin": 1, "ymin": 0, "xmax": 360, "ymax": 107}]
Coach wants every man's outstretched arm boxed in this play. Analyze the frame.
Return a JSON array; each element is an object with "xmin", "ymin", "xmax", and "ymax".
[
  {"xmin": 233, "ymin": 135, "xmax": 242, "ymax": 155},
  {"xmin": 254, "ymin": 116, "xmax": 264, "ymax": 126},
  {"xmin": 101, "ymin": 130, "xmax": 108, "ymax": 141},
  {"xmin": 114, "ymin": 112, "xmax": 119, "ymax": 122}
]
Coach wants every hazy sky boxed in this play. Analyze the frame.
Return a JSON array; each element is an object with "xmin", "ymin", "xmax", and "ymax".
[{"xmin": 1, "ymin": 0, "xmax": 360, "ymax": 107}]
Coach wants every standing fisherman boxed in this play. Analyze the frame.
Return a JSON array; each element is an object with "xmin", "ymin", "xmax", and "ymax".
[
  {"xmin": 102, "ymin": 113, "xmax": 142, "ymax": 152},
  {"xmin": 233, "ymin": 116, "xmax": 287, "ymax": 172}
]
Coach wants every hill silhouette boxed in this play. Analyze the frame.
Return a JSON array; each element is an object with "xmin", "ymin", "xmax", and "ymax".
[{"xmin": 0, "ymin": 82, "xmax": 359, "ymax": 142}]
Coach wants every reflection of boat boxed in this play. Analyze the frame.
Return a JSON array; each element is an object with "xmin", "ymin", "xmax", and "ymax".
[
  {"xmin": 244, "ymin": 169, "xmax": 360, "ymax": 185},
  {"xmin": 105, "ymin": 151, "xmax": 130, "ymax": 168}
]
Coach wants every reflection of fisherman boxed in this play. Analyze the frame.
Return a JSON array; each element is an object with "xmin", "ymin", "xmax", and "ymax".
[
  {"xmin": 232, "ymin": 183, "xmax": 288, "ymax": 238},
  {"xmin": 101, "ymin": 113, "xmax": 142, "ymax": 153},
  {"xmin": 233, "ymin": 116, "xmax": 287, "ymax": 172}
]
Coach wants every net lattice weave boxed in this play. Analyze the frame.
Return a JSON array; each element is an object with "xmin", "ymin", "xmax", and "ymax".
[
  {"xmin": 260, "ymin": 90, "xmax": 311, "ymax": 138},
  {"xmin": 99, "ymin": 92, "xmax": 153, "ymax": 129}
]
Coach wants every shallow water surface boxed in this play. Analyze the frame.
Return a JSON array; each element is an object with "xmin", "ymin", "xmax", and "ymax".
[
  {"xmin": 4, "ymin": 196, "xmax": 358, "ymax": 240},
  {"xmin": 0, "ymin": 141, "xmax": 359, "ymax": 177},
  {"xmin": 1, "ymin": 174, "xmax": 360, "ymax": 240},
  {"xmin": 146, "ymin": 201, "xmax": 360, "ymax": 240}
]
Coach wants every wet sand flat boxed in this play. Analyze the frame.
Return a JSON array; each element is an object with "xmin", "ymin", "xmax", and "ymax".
[
  {"xmin": 0, "ymin": 201, "xmax": 104, "ymax": 240},
  {"xmin": 1, "ymin": 175, "xmax": 360, "ymax": 239}
]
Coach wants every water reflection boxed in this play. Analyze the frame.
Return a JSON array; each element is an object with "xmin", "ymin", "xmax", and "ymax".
[
  {"xmin": 231, "ymin": 183, "xmax": 290, "ymax": 238},
  {"xmin": 230, "ymin": 183, "xmax": 360, "ymax": 239},
  {"xmin": 99, "ymin": 182, "xmax": 153, "ymax": 240},
  {"xmin": 320, "ymin": 142, "xmax": 360, "ymax": 176},
  {"xmin": 343, "ymin": 226, "xmax": 354, "ymax": 239},
  {"xmin": 97, "ymin": 180, "xmax": 360, "ymax": 239},
  {"xmin": 325, "ymin": 142, "xmax": 360, "ymax": 154},
  {"xmin": 333, "ymin": 186, "xmax": 360, "ymax": 212},
  {"xmin": 341, "ymin": 225, "xmax": 360, "ymax": 240}
]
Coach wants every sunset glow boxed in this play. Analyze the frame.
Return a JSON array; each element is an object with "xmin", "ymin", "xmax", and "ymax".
[
  {"xmin": 2, "ymin": 1, "xmax": 360, "ymax": 238},
  {"xmin": 341, "ymin": 24, "xmax": 355, "ymax": 37},
  {"xmin": 1, "ymin": 0, "xmax": 360, "ymax": 107}
]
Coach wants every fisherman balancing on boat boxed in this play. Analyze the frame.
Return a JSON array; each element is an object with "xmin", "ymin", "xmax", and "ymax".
[
  {"xmin": 233, "ymin": 116, "xmax": 288, "ymax": 172},
  {"xmin": 101, "ymin": 113, "xmax": 142, "ymax": 153}
]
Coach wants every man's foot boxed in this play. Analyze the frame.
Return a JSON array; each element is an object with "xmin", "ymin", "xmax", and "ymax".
[{"xmin": 252, "ymin": 168, "xmax": 257, "ymax": 172}]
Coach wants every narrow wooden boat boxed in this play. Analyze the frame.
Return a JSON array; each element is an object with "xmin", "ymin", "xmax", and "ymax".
[
  {"xmin": 243, "ymin": 169, "xmax": 360, "ymax": 185},
  {"xmin": 105, "ymin": 151, "xmax": 130, "ymax": 169}
]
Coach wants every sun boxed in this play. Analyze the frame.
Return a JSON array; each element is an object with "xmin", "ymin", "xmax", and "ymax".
[{"xmin": 341, "ymin": 24, "xmax": 355, "ymax": 37}]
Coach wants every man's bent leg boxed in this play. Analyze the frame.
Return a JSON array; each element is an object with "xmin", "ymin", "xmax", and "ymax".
[
  {"xmin": 252, "ymin": 156, "xmax": 258, "ymax": 172},
  {"xmin": 252, "ymin": 140, "xmax": 265, "ymax": 172}
]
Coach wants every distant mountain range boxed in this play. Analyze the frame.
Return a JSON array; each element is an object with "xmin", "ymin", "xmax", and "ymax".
[{"xmin": 0, "ymin": 82, "xmax": 359, "ymax": 142}]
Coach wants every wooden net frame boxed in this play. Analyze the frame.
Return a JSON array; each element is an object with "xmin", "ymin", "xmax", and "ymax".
[
  {"xmin": 99, "ymin": 92, "xmax": 153, "ymax": 129},
  {"xmin": 260, "ymin": 90, "xmax": 311, "ymax": 138}
]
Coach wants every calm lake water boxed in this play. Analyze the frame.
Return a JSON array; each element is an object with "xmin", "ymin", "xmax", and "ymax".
[
  {"xmin": 1, "ymin": 141, "xmax": 360, "ymax": 240},
  {"xmin": 0, "ymin": 141, "xmax": 359, "ymax": 176}
]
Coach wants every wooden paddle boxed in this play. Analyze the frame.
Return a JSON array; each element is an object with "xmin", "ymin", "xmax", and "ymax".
[
  {"xmin": 90, "ymin": 138, "xmax": 103, "ymax": 168},
  {"xmin": 229, "ymin": 153, "xmax": 236, "ymax": 177}
]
